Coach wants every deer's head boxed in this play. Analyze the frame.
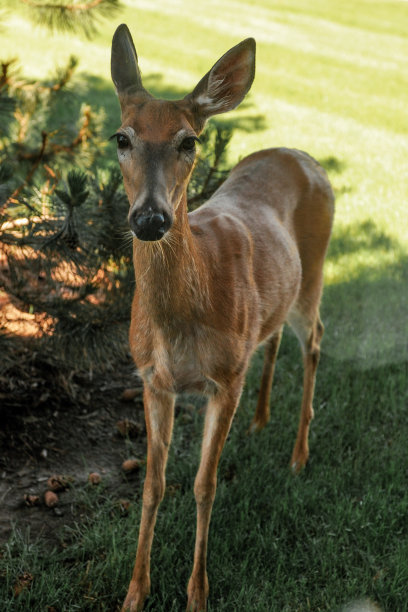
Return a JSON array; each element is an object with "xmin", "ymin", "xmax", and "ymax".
[{"xmin": 111, "ymin": 24, "xmax": 255, "ymax": 242}]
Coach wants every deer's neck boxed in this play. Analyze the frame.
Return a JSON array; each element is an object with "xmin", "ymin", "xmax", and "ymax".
[{"xmin": 133, "ymin": 195, "xmax": 209, "ymax": 326}]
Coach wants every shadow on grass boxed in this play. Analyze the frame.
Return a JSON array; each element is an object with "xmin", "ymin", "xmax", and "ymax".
[
  {"xmin": 322, "ymin": 221, "xmax": 407, "ymax": 368},
  {"xmin": 327, "ymin": 220, "xmax": 395, "ymax": 261},
  {"xmin": 319, "ymin": 155, "xmax": 347, "ymax": 175},
  {"xmin": 318, "ymin": 155, "xmax": 353, "ymax": 199}
]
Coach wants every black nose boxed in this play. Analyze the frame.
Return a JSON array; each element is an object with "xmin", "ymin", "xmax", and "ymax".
[{"xmin": 130, "ymin": 209, "xmax": 170, "ymax": 241}]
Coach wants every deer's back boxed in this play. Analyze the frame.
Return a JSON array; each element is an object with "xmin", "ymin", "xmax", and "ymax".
[
  {"xmin": 189, "ymin": 147, "xmax": 334, "ymax": 341},
  {"xmin": 197, "ymin": 147, "xmax": 333, "ymax": 233}
]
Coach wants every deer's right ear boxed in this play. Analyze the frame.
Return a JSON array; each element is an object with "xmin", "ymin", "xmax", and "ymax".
[{"xmin": 111, "ymin": 24, "xmax": 144, "ymax": 96}]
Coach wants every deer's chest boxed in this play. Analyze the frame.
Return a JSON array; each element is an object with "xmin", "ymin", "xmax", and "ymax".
[{"xmin": 136, "ymin": 324, "xmax": 218, "ymax": 396}]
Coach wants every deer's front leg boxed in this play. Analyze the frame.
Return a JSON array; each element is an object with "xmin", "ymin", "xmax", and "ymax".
[
  {"xmin": 187, "ymin": 383, "xmax": 242, "ymax": 612},
  {"xmin": 122, "ymin": 385, "xmax": 175, "ymax": 612}
]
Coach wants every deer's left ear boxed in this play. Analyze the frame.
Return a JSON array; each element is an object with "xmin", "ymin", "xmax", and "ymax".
[{"xmin": 185, "ymin": 38, "xmax": 255, "ymax": 127}]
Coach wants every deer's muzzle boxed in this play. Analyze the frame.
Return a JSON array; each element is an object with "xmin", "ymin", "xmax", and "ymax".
[{"xmin": 130, "ymin": 207, "xmax": 171, "ymax": 241}]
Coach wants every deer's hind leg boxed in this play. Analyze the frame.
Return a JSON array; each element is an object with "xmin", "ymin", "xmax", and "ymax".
[
  {"xmin": 287, "ymin": 304, "xmax": 324, "ymax": 473},
  {"xmin": 287, "ymin": 172, "xmax": 333, "ymax": 472},
  {"xmin": 250, "ymin": 327, "xmax": 283, "ymax": 432}
]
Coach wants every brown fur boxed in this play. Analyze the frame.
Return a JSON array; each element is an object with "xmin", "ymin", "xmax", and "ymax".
[{"xmin": 111, "ymin": 25, "xmax": 334, "ymax": 612}]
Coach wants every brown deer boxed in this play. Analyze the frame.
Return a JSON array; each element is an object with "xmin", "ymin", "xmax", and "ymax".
[{"xmin": 110, "ymin": 24, "xmax": 334, "ymax": 612}]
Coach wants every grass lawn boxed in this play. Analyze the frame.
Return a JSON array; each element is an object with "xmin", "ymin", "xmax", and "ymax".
[{"xmin": 1, "ymin": 0, "xmax": 407, "ymax": 610}]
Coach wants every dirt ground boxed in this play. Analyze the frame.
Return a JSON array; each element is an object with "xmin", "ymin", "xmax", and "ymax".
[{"xmin": 0, "ymin": 358, "xmax": 148, "ymax": 546}]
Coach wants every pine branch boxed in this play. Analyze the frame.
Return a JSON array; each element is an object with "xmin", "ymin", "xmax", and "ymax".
[
  {"xmin": 41, "ymin": 169, "xmax": 89, "ymax": 251},
  {"xmin": 19, "ymin": 0, "xmax": 122, "ymax": 38},
  {"xmin": 0, "ymin": 92, "xmax": 15, "ymax": 118},
  {"xmin": 42, "ymin": 55, "xmax": 79, "ymax": 94},
  {"xmin": 1, "ymin": 132, "xmax": 48, "ymax": 212},
  {"xmin": 0, "ymin": 60, "xmax": 17, "ymax": 89},
  {"xmin": 16, "ymin": 104, "xmax": 94, "ymax": 161},
  {"xmin": 2, "ymin": 103, "xmax": 97, "ymax": 214},
  {"xmin": 0, "ymin": 62, "xmax": 17, "ymax": 138}
]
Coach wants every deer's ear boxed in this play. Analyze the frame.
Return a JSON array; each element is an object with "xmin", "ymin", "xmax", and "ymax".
[
  {"xmin": 186, "ymin": 38, "xmax": 255, "ymax": 123},
  {"xmin": 111, "ymin": 24, "xmax": 145, "ymax": 96}
]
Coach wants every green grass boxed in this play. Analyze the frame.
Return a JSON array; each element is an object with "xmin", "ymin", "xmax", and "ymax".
[
  {"xmin": 1, "ymin": 0, "xmax": 407, "ymax": 610},
  {"xmin": 2, "ymin": 343, "xmax": 407, "ymax": 611}
]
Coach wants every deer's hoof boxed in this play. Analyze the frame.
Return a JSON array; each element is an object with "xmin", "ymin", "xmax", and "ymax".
[
  {"xmin": 186, "ymin": 597, "xmax": 207, "ymax": 612},
  {"xmin": 290, "ymin": 449, "xmax": 309, "ymax": 474},
  {"xmin": 186, "ymin": 574, "xmax": 208, "ymax": 612},
  {"xmin": 121, "ymin": 579, "xmax": 149, "ymax": 612},
  {"xmin": 247, "ymin": 418, "xmax": 267, "ymax": 435}
]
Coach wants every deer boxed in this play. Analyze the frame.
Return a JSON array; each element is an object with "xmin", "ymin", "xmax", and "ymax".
[{"xmin": 110, "ymin": 23, "xmax": 334, "ymax": 612}]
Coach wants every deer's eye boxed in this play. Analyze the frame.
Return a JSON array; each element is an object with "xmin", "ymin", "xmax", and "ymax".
[
  {"xmin": 116, "ymin": 133, "xmax": 130, "ymax": 149},
  {"xmin": 179, "ymin": 136, "xmax": 199, "ymax": 153}
]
